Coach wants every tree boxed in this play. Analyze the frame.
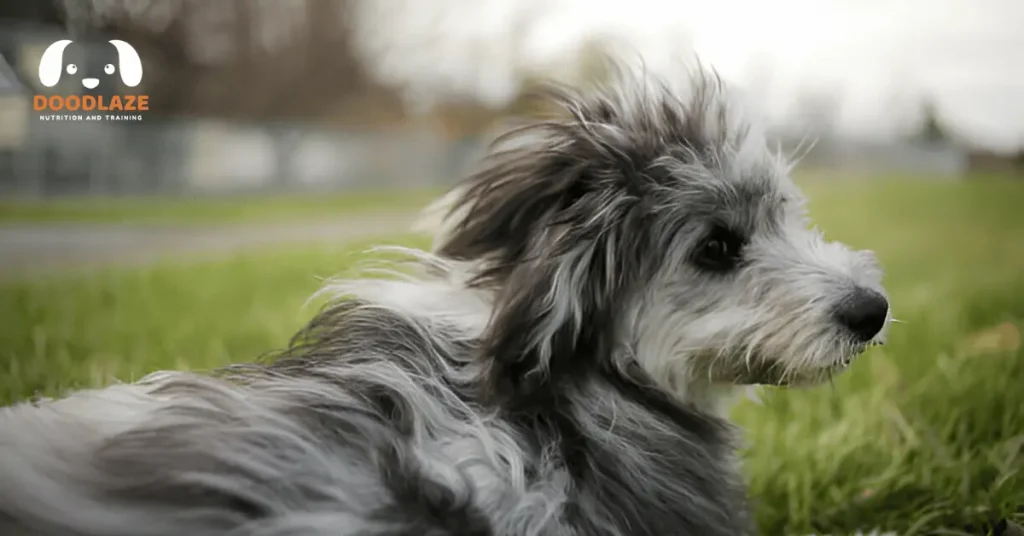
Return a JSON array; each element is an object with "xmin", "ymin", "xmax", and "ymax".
[
  {"xmin": 0, "ymin": 0, "xmax": 64, "ymax": 25},
  {"xmin": 40, "ymin": 0, "xmax": 407, "ymax": 124},
  {"xmin": 915, "ymin": 98, "xmax": 950, "ymax": 144}
]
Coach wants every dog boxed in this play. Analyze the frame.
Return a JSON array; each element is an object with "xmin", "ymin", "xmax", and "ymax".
[{"xmin": 0, "ymin": 68, "xmax": 890, "ymax": 536}]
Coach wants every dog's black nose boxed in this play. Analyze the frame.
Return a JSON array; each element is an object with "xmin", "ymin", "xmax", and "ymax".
[{"xmin": 834, "ymin": 288, "xmax": 889, "ymax": 342}]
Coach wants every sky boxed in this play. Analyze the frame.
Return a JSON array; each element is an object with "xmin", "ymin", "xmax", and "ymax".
[{"xmin": 358, "ymin": 0, "xmax": 1024, "ymax": 151}]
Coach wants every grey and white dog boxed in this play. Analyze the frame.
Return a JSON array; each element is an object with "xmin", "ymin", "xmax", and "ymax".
[{"xmin": 0, "ymin": 69, "xmax": 890, "ymax": 536}]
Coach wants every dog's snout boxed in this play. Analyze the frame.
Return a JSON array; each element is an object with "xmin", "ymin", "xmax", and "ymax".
[{"xmin": 834, "ymin": 288, "xmax": 888, "ymax": 342}]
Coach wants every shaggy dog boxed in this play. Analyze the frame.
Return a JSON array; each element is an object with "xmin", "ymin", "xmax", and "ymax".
[{"xmin": 0, "ymin": 69, "xmax": 890, "ymax": 536}]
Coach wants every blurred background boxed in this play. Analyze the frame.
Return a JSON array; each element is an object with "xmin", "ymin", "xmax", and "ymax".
[
  {"xmin": 1, "ymin": 0, "xmax": 1022, "ymax": 199},
  {"xmin": 0, "ymin": 1, "xmax": 1022, "ymax": 534}
]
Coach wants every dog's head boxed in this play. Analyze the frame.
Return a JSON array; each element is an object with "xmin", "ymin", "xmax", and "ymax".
[
  {"xmin": 430, "ymin": 67, "xmax": 889, "ymax": 401},
  {"xmin": 38, "ymin": 39, "xmax": 142, "ymax": 91}
]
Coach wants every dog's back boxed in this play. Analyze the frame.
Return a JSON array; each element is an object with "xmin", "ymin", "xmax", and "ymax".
[
  {"xmin": 0, "ymin": 264, "xmax": 501, "ymax": 535},
  {"xmin": 0, "ymin": 259, "xmax": 751, "ymax": 536},
  {"xmin": 1, "ymin": 276, "xmax": 485, "ymax": 535}
]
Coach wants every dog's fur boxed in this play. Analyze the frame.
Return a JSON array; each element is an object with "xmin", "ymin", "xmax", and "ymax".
[{"xmin": 0, "ymin": 68, "xmax": 889, "ymax": 536}]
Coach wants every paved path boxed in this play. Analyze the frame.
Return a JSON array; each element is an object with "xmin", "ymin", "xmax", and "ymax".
[{"xmin": 0, "ymin": 211, "xmax": 419, "ymax": 279}]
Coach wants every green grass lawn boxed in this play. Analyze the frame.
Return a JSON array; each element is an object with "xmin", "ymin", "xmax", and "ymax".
[
  {"xmin": 1, "ymin": 178, "xmax": 1022, "ymax": 534},
  {"xmin": 0, "ymin": 188, "xmax": 443, "ymax": 225}
]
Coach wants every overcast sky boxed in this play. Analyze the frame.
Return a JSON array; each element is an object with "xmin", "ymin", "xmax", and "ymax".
[{"xmin": 359, "ymin": 0, "xmax": 1023, "ymax": 150}]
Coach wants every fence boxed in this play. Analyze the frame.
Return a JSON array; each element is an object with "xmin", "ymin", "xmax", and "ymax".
[
  {"xmin": 0, "ymin": 114, "xmax": 486, "ymax": 197},
  {"xmin": 778, "ymin": 136, "xmax": 968, "ymax": 178},
  {"xmin": 0, "ymin": 112, "xmax": 972, "ymax": 198}
]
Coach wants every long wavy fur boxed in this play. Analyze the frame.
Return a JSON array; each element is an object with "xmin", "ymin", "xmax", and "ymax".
[{"xmin": 0, "ymin": 64, "xmax": 890, "ymax": 535}]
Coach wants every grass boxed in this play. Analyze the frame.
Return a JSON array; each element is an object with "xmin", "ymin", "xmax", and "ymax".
[
  {"xmin": 0, "ymin": 233, "xmax": 428, "ymax": 399},
  {"xmin": 742, "ymin": 178, "xmax": 1024, "ymax": 534},
  {"xmin": 1, "ymin": 177, "xmax": 1023, "ymax": 534},
  {"xmin": 0, "ymin": 188, "xmax": 443, "ymax": 225}
]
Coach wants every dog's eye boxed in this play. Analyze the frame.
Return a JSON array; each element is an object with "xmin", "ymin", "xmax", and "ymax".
[
  {"xmin": 104, "ymin": 64, "xmax": 115, "ymax": 75},
  {"xmin": 66, "ymin": 64, "xmax": 77, "ymax": 75},
  {"xmin": 693, "ymin": 226, "xmax": 745, "ymax": 273}
]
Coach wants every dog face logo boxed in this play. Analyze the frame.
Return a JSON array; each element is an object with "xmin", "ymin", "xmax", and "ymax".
[
  {"xmin": 32, "ymin": 38, "xmax": 149, "ymax": 120},
  {"xmin": 38, "ymin": 39, "xmax": 142, "ymax": 90}
]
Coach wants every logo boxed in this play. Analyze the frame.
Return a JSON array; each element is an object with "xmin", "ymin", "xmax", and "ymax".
[{"xmin": 32, "ymin": 39, "xmax": 149, "ymax": 122}]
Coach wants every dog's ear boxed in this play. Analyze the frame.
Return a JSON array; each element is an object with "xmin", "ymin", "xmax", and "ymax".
[
  {"xmin": 38, "ymin": 40, "xmax": 72, "ymax": 88},
  {"xmin": 435, "ymin": 108, "xmax": 651, "ymax": 400},
  {"xmin": 481, "ymin": 226, "xmax": 628, "ymax": 400},
  {"xmin": 436, "ymin": 96, "xmax": 643, "ymax": 284},
  {"xmin": 435, "ymin": 127, "xmax": 584, "ymax": 283},
  {"xmin": 109, "ymin": 40, "xmax": 142, "ymax": 88}
]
